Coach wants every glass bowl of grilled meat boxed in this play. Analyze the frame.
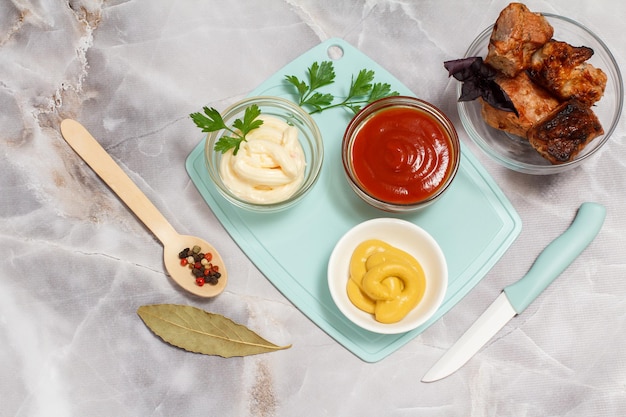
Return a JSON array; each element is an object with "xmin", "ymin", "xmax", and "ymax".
[{"xmin": 453, "ymin": 5, "xmax": 623, "ymax": 175}]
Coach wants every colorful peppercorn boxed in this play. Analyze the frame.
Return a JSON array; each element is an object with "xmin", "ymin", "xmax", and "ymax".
[{"xmin": 178, "ymin": 246, "xmax": 222, "ymax": 286}]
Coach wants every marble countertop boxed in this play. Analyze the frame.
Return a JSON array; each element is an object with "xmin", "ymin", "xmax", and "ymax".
[{"xmin": 2, "ymin": 1, "xmax": 625, "ymax": 416}]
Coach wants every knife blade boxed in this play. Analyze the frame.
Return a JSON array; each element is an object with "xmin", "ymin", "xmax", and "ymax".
[{"xmin": 422, "ymin": 202, "xmax": 606, "ymax": 382}]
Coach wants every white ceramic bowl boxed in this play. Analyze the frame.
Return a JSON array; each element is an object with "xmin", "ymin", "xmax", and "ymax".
[
  {"xmin": 458, "ymin": 14, "xmax": 623, "ymax": 174},
  {"xmin": 327, "ymin": 218, "xmax": 448, "ymax": 334}
]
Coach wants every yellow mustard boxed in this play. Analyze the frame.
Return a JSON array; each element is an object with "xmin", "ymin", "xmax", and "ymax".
[{"xmin": 347, "ymin": 239, "xmax": 426, "ymax": 324}]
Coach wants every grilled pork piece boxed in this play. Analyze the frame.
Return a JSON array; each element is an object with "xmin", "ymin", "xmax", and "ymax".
[
  {"xmin": 481, "ymin": 71, "xmax": 560, "ymax": 137},
  {"xmin": 527, "ymin": 99, "xmax": 604, "ymax": 164},
  {"xmin": 529, "ymin": 40, "xmax": 608, "ymax": 106},
  {"xmin": 485, "ymin": 3, "xmax": 554, "ymax": 77}
]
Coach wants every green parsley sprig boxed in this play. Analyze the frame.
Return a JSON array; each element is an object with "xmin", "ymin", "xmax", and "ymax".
[
  {"xmin": 285, "ymin": 61, "xmax": 399, "ymax": 114},
  {"xmin": 285, "ymin": 61, "xmax": 336, "ymax": 112},
  {"xmin": 190, "ymin": 105, "xmax": 263, "ymax": 155}
]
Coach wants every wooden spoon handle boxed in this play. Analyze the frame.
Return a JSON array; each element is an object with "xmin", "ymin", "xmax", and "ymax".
[{"xmin": 60, "ymin": 119, "xmax": 177, "ymax": 244}]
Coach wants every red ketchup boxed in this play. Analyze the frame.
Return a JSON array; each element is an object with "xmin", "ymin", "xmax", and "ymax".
[{"xmin": 351, "ymin": 106, "xmax": 456, "ymax": 205}]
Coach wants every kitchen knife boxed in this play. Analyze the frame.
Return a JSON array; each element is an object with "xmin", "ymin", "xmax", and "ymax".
[{"xmin": 422, "ymin": 202, "xmax": 606, "ymax": 382}]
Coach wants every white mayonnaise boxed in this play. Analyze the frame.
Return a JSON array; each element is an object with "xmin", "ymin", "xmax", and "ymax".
[{"xmin": 219, "ymin": 115, "xmax": 306, "ymax": 204}]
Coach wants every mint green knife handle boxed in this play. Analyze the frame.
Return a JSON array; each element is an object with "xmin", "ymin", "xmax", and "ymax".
[{"xmin": 503, "ymin": 202, "xmax": 606, "ymax": 314}]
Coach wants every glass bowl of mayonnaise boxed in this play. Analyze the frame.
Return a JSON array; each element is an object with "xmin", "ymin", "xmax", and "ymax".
[{"xmin": 204, "ymin": 96, "xmax": 324, "ymax": 212}]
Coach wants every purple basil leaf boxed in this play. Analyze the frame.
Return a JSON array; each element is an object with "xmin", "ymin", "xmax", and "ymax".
[
  {"xmin": 444, "ymin": 57, "xmax": 482, "ymax": 78},
  {"xmin": 485, "ymin": 82, "xmax": 519, "ymax": 115},
  {"xmin": 459, "ymin": 81, "xmax": 482, "ymax": 101},
  {"xmin": 443, "ymin": 56, "xmax": 518, "ymax": 115}
]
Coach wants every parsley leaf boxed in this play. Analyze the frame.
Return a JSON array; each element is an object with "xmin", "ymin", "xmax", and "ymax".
[
  {"xmin": 213, "ymin": 135, "xmax": 244, "ymax": 155},
  {"xmin": 369, "ymin": 82, "xmax": 396, "ymax": 102},
  {"xmin": 308, "ymin": 61, "xmax": 336, "ymax": 90},
  {"xmin": 190, "ymin": 104, "xmax": 263, "ymax": 155},
  {"xmin": 348, "ymin": 69, "xmax": 375, "ymax": 98},
  {"xmin": 285, "ymin": 61, "xmax": 399, "ymax": 115},
  {"xmin": 190, "ymin": 106, "xmax": 227, "ymax": 132},
  {"xmin": 285, "ymin": 61, "xmax": 336, "ymax": 111}
]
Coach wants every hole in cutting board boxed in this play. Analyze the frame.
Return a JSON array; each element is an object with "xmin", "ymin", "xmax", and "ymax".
[{"xmin": 327, "ymin": 44, "xmax": 344, "ymax": 60}]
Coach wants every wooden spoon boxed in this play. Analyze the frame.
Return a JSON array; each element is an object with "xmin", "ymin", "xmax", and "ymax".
[{"xmin": 60, "ymin": 119, "xmax": 227, "ymax": 297}]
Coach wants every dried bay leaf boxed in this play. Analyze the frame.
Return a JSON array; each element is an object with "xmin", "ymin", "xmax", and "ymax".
[{"xmin": 137, "ymin": 304, "xmax": 291, "ymax": 358}]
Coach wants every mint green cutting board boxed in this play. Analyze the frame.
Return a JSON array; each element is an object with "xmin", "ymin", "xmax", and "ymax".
[{"xmin": 186, "ymin": 38, "xmax": 522, "ymax": 362}]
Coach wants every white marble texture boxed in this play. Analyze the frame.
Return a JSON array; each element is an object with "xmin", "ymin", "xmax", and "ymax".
[{"xmin": 2, "ymin": 0, "xmax": 625, "ymax": 416}]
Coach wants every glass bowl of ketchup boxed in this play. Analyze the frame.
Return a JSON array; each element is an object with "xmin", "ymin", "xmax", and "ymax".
[{"xmin": 342, "ymin": 96, "xmax": 460, "ymax": 213}]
